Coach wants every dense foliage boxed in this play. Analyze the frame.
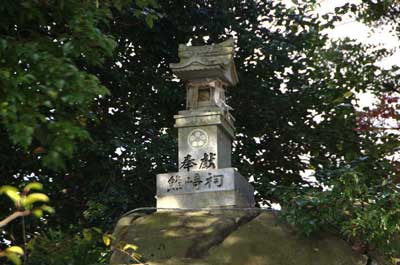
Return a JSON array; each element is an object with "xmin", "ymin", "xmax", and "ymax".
[
  {"xmin": 280, "ymin": 0, "xmax": 400, "ymax": 260},
  {"xmin": 0, "ymin": 0, "xmax": 399, "ymax": 264},
  {"xmin": 0, "ymin": 0, "xmax": 157, "ymax": 264}
]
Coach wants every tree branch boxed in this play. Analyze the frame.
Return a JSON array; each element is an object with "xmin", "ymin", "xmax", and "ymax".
[{"xmin": 0, "ymin": 211, "xmax": 31, "ymax": 229}]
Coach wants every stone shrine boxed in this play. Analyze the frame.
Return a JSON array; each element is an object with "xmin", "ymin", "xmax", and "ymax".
[{"xmin": 156, "ymin": 38, "xmax": 255, "ymax": 209}]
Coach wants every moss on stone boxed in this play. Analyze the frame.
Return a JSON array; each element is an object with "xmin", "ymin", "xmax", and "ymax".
[
  {"xmin": 110, "ymin": 210, "xmax": 370, "ymax": 265},
  {"xmin": 203, "ymin": 212, "xmax": 367, "ymax": 265}
]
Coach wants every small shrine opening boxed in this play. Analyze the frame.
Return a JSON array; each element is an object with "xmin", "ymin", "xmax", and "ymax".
[{"xmin": 198, "ymin": 87, "xmax": 211, "ymax": 102}]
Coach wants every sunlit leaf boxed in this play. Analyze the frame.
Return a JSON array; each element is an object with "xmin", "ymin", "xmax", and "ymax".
[
  {"xmin": 41, "ymin": 205, "xmax": 55, "ymax": 214},
  {"xmin": 24, "ymin": 182, "xmax": 43, "ymax": 192},
  {"xmin": 5, "ymin": 253, "xmax": 21, "ymax": 265},
  {"xmin": 32, "ymin": 209, "xmax": 43, "ymax": 218},
  {"xmin": 123, "ymin": 243, "xmax": 139, "ymax": 251},
  {"xmin": 24, "ymin": 193, "xmax": 49, "ymax": 206},
  {"xmin": 0, "ymin": 185, "xmax": 18, "ymax": 194},
  {"xmin": 103, "ymin": 234, "xmax": 111, "ymax": 246},
  {"xmin": 0, "ymin": 186, "xmax": 21, "ymax": 204},
  {"xmin": 5, "ymin": 246, "xmax": 24, "ymax": 255}
]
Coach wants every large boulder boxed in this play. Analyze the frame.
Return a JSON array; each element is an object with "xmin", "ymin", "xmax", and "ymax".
[{"xmin": 110, "ymin": 210, "xmax": 373, "ymax": 265}]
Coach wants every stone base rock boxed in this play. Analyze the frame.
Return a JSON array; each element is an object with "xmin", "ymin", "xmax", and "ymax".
[{"xmin": 110, "ymin": 210, "xmax": 372, "ymax": 265}]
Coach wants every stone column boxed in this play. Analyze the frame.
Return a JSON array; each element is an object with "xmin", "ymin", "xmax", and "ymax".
[{"xmin": 156, "ymin": 38, "xmax": 254, "ymax": 209}]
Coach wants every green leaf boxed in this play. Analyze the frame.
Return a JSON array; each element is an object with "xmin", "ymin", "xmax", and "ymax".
[
  {"xmin": 114, "ymin": 0, "xmax": 124, "ymax": 11},
  {"xmin": 135, "ymin": 0, "xmax": 147, "ymax": 8},
  {"xmin": 0, "ymin": 70, "xmax": 10, "ymax": 78},
  {"xmin": 145, "ymin": 16, "xmax": 154, "ymax": 28},
  {"xmin": 92, "ymin": 227, "xmax": 102, "ymax": 234},
  {"xmin": 148, "ymin": 0, "xmax": 159, "ymax": 8},
  {"xmin": 0, "ymin": 39, "xmax": 7, "ymax": 49},
  {"xmin": 10, "ymin": 124, "xmax": 34, "ymax": 149},
  {"xmin": 32, "ymin": 209, "xmax": 43, "ymax": 218},
  {"xmin": 343, "ymin": 91, "xmax": 353, "ymax": 98},
  {"xmin": 24, "ymin": 182, "xmax": 43, "ymax": 192},
  {"xmin": 5, "ymin": 246, "xmax": 24, "ymax": 255},
  {"xmin": 83, "ymin": 229, "xmax": 93, "ymax": 241},
  {"xmin": 0, "ymin": 186, "xmax": 21, "ymax": 204},
  {"xmin": 4, "ymin": 247, "xmax": 23, "ymax": 265},
  {"xmin": 23, "ymin": 193, "xmax": 49, "ymax": 206},
  {"xmin": 391, "ymin": 258, "xmax": 400, "ymax": 264},
  {"xmin": 103, "ymin": 234, "xmax": 111, "ymax": 246},
  {"xmin": 0, "ymin": 185, "xmax": 18, "ymax": 194},
  {"xmin": 62, "ymin": 42, "xmax": 74, "ymax": 55},
  {"xmin": 41, "ymin": 205, "xmax": 55, "ymax": 214},
  {"xmin": 5, "ymin": 253, "xmax": 22, "ymax": 265},
  {"xmin": 123, "ymin": 243, "xmax": 138, "ymax": 251},
  {"xmin": 133, "ymin": 252, "xmax": 143, "ymax": 260}
]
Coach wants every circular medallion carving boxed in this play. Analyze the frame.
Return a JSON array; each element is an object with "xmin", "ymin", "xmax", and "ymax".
[{"xmin": 188, "ymin": 129, "xmax": 208, "ymax": 148}]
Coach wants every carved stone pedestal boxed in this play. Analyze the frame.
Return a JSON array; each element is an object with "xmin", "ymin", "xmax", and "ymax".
[
  {"xmin": 157, "ymin": 168, "xmax": 255, "ymax": 209},
  {"xmin": 174, "ymin": 109, "xmax": 234, "ymax": 171}
]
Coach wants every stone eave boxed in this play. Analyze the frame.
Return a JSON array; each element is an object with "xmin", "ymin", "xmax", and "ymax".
[{"xmin": 174, "ymin": 111, "xmax": 236, "ymax": 140}]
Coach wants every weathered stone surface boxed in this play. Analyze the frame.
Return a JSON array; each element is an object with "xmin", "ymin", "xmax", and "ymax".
[
  {"xmin": 174, "ymin": 114, "xmax": 234, "ymax": 170},
  {"xmin": 202, "ymin": 212, "xmax": 368, "ymax": 265},
  {"xmin": 174, "ymin": 110, "xmax": 235, "ymax": 174},
  {"xmin": 110, "ymin": 211, "xmax": 371, "ymax": 265},
  {"xmin": 175, "ymin": 110, "xmax": 235, "ymax": 141},
  {"xmin": 156, "ymin": 168, "xmax": 255, "ymax": 209},
  {"xmin": 110, "ymin": 210, "xmax": 259, "ymax": 264}
]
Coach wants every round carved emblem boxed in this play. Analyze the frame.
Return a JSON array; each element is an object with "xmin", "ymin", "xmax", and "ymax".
[{"xmin": 188, "ymin": 129, "xmax": 208, "ymax": 148}]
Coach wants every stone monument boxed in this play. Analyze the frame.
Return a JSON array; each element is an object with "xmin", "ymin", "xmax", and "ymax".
[
  {"xmin": 156, "ymin": 38, "xmax": 255, "ymax": 209},
  {"xmin": 110, "ymin": 39, "xmax": 375, "ymax": 265}
]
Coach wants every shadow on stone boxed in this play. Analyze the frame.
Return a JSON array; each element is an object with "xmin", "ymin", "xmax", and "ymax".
[{"xmin": 110, "ymin": 210, "xmax": 371, "ymax": 265}]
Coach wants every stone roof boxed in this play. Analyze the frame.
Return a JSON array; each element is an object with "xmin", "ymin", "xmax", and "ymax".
[{"xmin": 170, "ymin": 38, "xmax": 239, "ymax": 86}]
